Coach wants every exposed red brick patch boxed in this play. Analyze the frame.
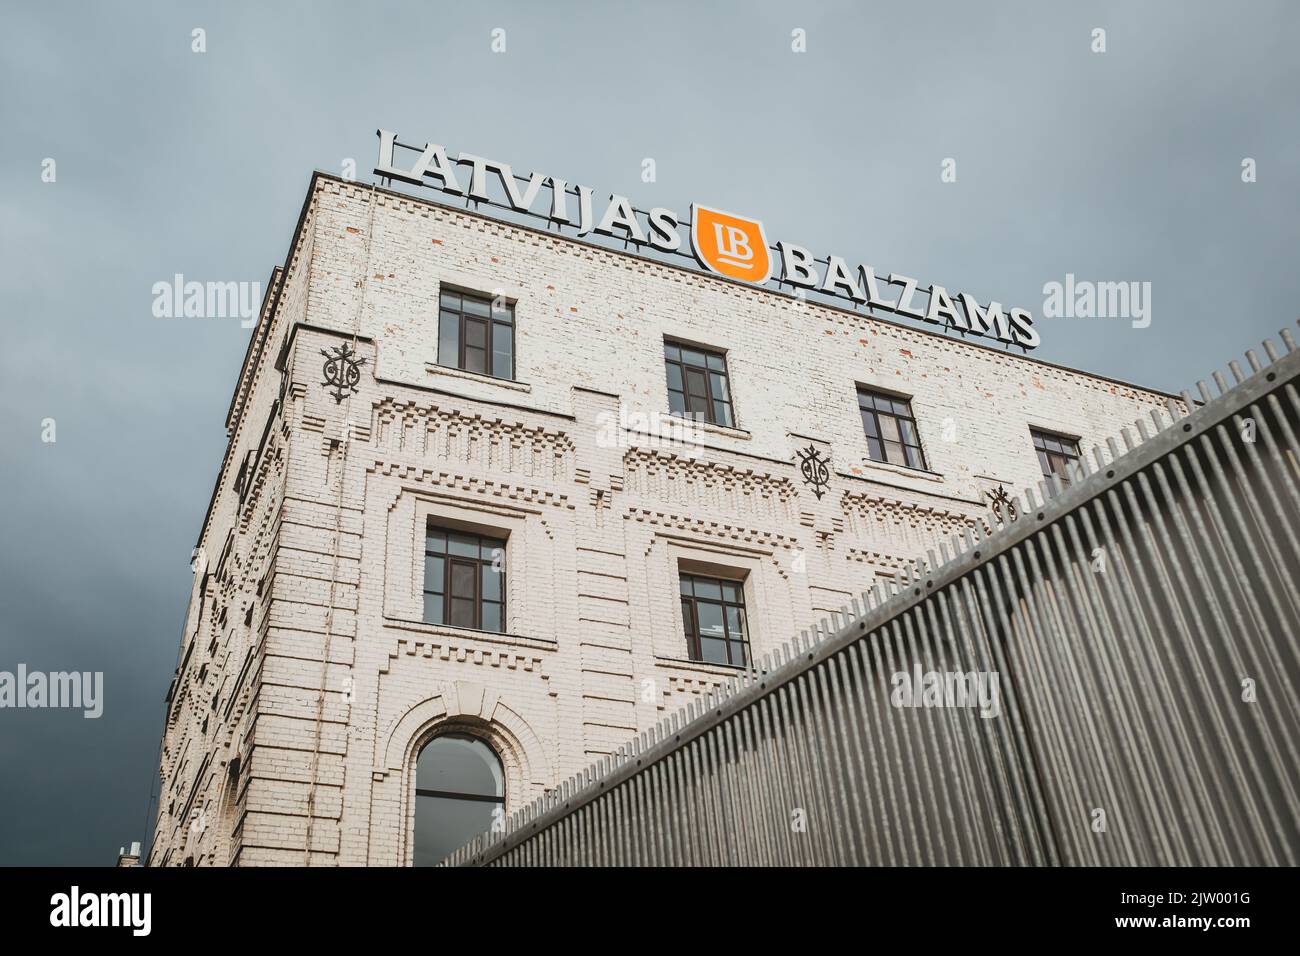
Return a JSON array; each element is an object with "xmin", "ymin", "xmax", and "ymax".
[
  {"xmin": 432, "ymin": 239, "xmax": 443, "ymax": 245},
  {"xmin": 900, "ymin": 349, "xmax": 912, "ymax": 358},
  {"xmin": 570, "ymin": 307, "xmax": 578, "ymax": 313},
  {"xmin": 345, "ymin": 227, "xmax": 359, "ymax": 234},
  {"xmin": 546, "ymin": 284, "xmax": 556, "ymax": 291},
  {"xmin": 490, "ymin": 256, "xmax": 499, "ymax": 263}
]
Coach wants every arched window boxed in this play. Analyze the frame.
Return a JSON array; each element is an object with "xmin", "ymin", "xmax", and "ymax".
[{"xmin": 413, "ymin": 733, "xmax": 504, "ymax": 866}]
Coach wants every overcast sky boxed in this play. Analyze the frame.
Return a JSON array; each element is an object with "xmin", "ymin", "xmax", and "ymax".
[{"xmin": 1, "ymin": 0, "xmax": 1296, "ymax": 866}]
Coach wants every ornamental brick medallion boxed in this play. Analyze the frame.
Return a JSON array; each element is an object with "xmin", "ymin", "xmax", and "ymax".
[
  {"xmin": 797, "ymin": 444, "xmax": 831, "ymax": 500},
  {"xmin": 321, "ymin": 343, "xmax": 366, "ymax": 403}
]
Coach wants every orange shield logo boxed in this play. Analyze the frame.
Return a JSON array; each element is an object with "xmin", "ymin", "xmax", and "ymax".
[{"xmin": 690, "ymin": 204, "xmax": 771, "ymax": 284}]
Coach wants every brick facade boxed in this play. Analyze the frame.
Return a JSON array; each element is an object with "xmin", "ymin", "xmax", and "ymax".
[{"xmin": 149, "ymin": 174, "xmax": 1177, "ymax": 866}]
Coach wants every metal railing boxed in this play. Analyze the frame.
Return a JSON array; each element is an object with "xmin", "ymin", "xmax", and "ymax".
[{"xmin": 444, "ymin": 323, "xmax": 1300, "ymax": 866}]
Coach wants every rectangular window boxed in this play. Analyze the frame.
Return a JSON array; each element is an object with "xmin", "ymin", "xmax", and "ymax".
[
  {"xmin": 664, "ymin": 341, "xmax": 734, "ymax": 428},
  {"xmin": 1031, "ymin": 428, "xmax": 1081, "ymax": 484},
  {"xmin": 858, "ymin": 388, "xmax": 927, "ymax": 470},
  {"xmin": 437, "ymin": 289, "xmax": 515, "ymax": 380},
  {"xmin": 423, "ymin": 526, "xmax": 506, "ymax": 633},
  {"xmin": 679, "ymin": 573, "xmax": 749, "ymax": 668}
]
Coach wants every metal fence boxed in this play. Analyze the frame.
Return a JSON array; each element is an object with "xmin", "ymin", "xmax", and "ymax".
[{"xmin": 444, "ymin": 324, "xmax": 1300, "ymax": 866}]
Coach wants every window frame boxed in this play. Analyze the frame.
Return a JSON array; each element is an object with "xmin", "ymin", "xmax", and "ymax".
[
  {"xmin": 663, "ymin": 340, "xmax": 736, "ymax": 428},
  {"xmin": 437, "ymin": 287, "xmax": 516, "ymax": 381},
  {"xmin": 857, "ymin": 387, "xmax": 928, "ymax": 471},
  {"xmin": 1030, "ymin": 427, "xmax": 1082, "ymax": 484},
  {"xmin": 679, "ymin": 572, "xmax": 751, "ymax": 668},
  {"xmin": 422, "ymin": 525, "xmax": 507, "ymax": 634}
]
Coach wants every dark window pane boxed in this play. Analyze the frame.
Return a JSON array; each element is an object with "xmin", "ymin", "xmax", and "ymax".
[
  {"xmin": 491, "ymin": 300, "xmax": 513, "ymax": 323},
  {"xmin": 684, "ymin": 368, "xmax": 709, "ymax": 399},
  {"xmin": 492, "ymin": 323, "xmax": 513, "ymax": 379},
  {"xmin": 866, "ymin": 437, "xmax": 885, "ymax": 462},
  {"xmin": 439, "ymin": 290, "xmax": 461, "ymax": 309},
  {"xmin": 680, "ymin": 347, "xmax": 706, "ymax": 367},
  {"xmin": 665, "ymin": 362, "xmax": 683, "ymax": 391},
  {"xmin": 1036, "ymin": 449, "xmax": 1052, "ymax": 475},
  {"xmin": 878, "ymin": 415, "xmax": 901, "ymax": 443},
  {"xmin": 729, "ymin": 641, "xmax": 747, "ymax": 667},
  {"xmin": 450, "ymin": 597, "xmax": 476, "ymax": 628},
  {"xmin": 414, "ymin": 794, "xmax": 494, "ymax": 867},
  {"xmin": 861, "ymin": 412, "xmax": 879, "ymax": 437},
  {"xmin": 720, "ymin": 582, "xmax": 740, "ymax": 602},
  {"xmin": 664, "ymin": 342, "xmax": 681, "ymax": 361},
  {"xmin": 693, "ymin": 578, "xmax": 722, "ymax": 601},
  {"xmin": 450, "ymin": 561, "xmax": 477, "ymax": 600},
  {"xmin": 706, "ymin": 353, "xmax": 726, "ymax": 372},
  {"xmin": 422, "ymin": 592, "xmax": 443, "ymax": 625},
  {"xmin": 481, "ymin": 538, "xmax": 506, "ymax": 559},
  {"xmin": 438, "ymin": 311, "xmax": 459, "ymax": 367},
  {"xmin": 898, "ymin": 418, "xmax": 919, "ymax": 446},
  {"xmin": 713, "ymin": 400, "xmax": 732, "ymax": 428},
  {"xmin": 884, "ymin": 440, "xmax": 905, "ymax": 463},
  {"xmin": 465, "ymin": 318, "xmax": 487, "ymax": 349},
  {"xmin": 425, "ymin": 530, "xmax": 446, "ymax": 554},
  {"xmin": 465, "ymin": 348, "xmax": 486, "ymax": 374},
  {"xmin": 424, "ymin": 555, "xmax": 445, "ymax": 593},
  {"xmin": 481, "ymin": 601, "xmax": 502, "ymax": 633},
  {"xmin": 417, "ymin": 735, "xmax": 503, "ymax": 798},
  {"xmin": 481, "ymin": 563, "xmax": 501, "ymax": 601},
  {"xmin": 448, "ymin": 533, "xmax": 478, "ymax": 558},
  {"xmin": 725, "ymin": 605, "xmax": 745, "ymax": 639},
  {"xmin": 668, "ymin": 389, "xmax": 687, "ymax": 415},
  {"xmin": 709, "ymin": 371, "xmax": 728, "ymax": 398},
  {"xmin": 699, "ymin": 637, "xmax": 728, "ymax": 664},
  {"xmin": 685, "ymin": 391, "xmax": 711, "ymax": 421},
  {"xmin": 679, "ymin": 578, "xmax": 693, "ymax": 596},
  {"xmin": 463, "ymin": 296, "xmax": 491, "ymax": 318},
  {"xmin": 696, "ymin": 601, "xmax": 725, "ymax": 638}
]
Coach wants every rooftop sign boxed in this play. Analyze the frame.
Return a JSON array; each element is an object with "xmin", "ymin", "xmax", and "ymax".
[{"xmin": 374, "ymin": 129, "xmax": 1041, "ymax": 350}]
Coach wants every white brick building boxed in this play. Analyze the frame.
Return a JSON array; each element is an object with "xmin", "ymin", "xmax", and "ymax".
[{"xmin": 149, "ymin": 173, "xmax": 1177, "ymax": 866}]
